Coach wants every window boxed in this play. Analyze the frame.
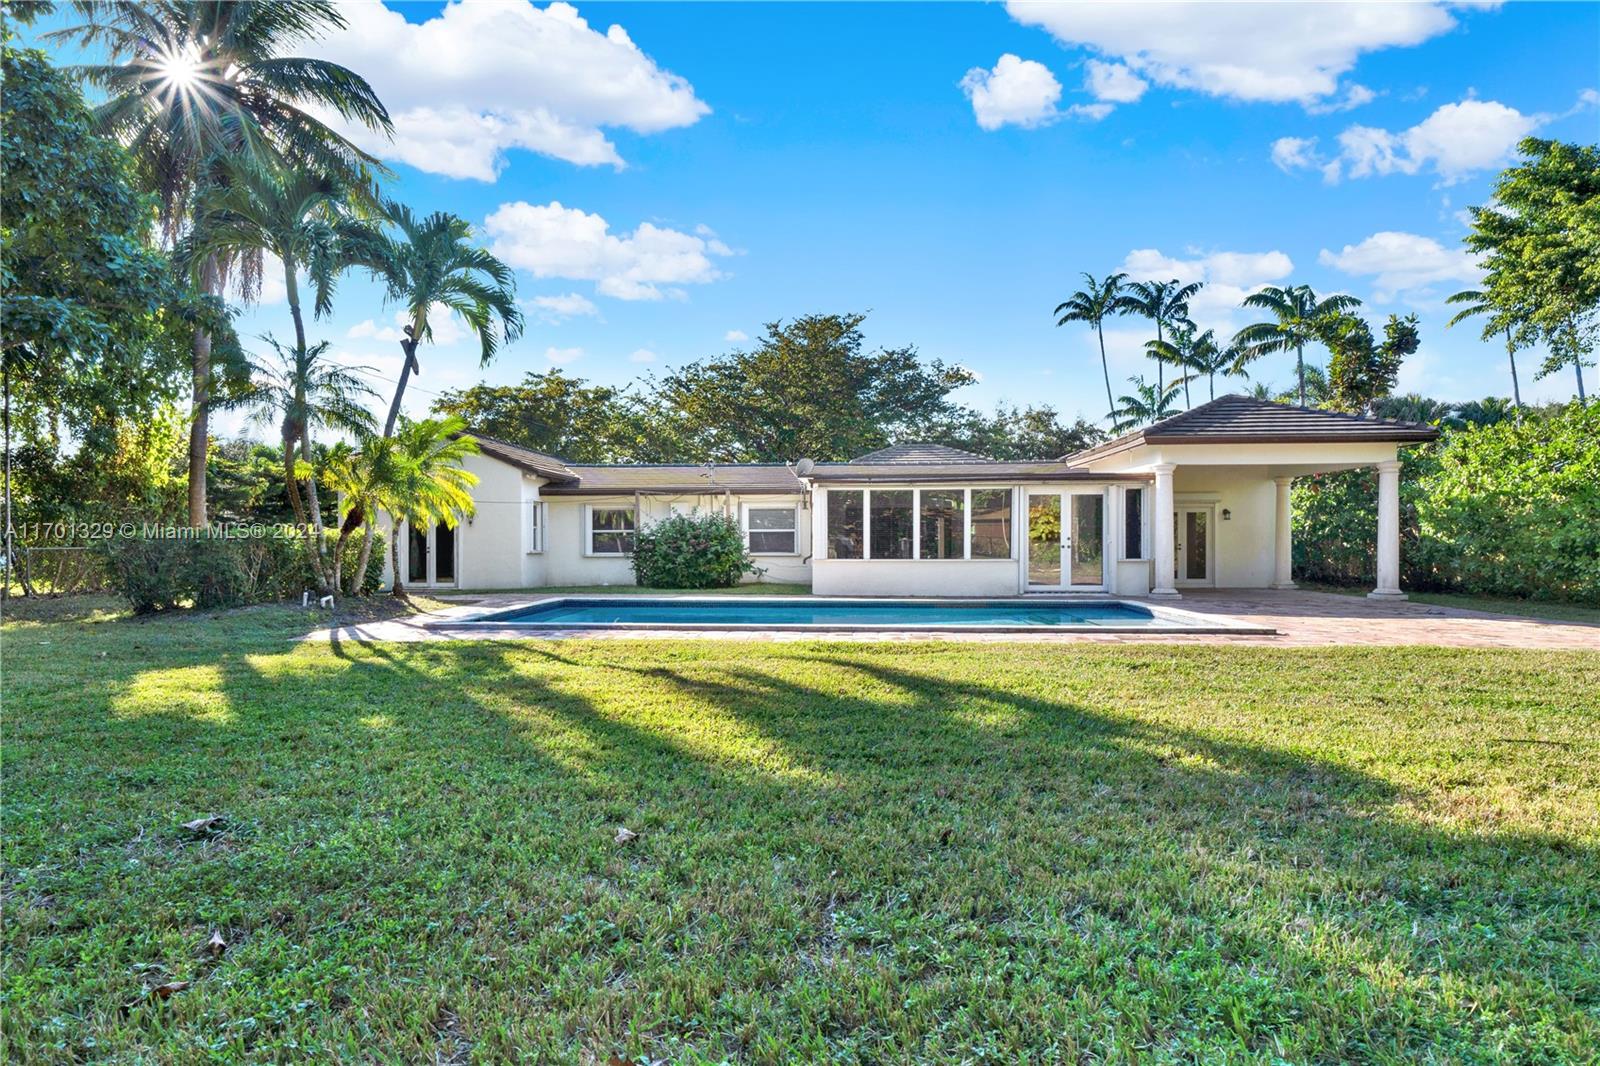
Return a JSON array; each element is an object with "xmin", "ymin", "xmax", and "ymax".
[
  {"xmin": 919, "ymin": 490, "xmax": 965, "ymax": 559},
  {"xmin": 970, "ymin": 489, "xmax": 1012, "ymax": 559},
  {"xmin": 745, "ymin": 505, "xmax": 798, "ymax": 554},
  {"xmin": 587, "ymin": 506, "xmax": 635, "ymax": 555},
  {"xmin": 869, "ymin": 490, "xmax": 914, "ymax": 559},
  {"xmin": 826, "ymin": 490, "xmax": 863, "ymax": 559},
  {"xmin": 1123, "ymin": 487, "xmax": 1145, "ymax": 560},
  {"xmin": 526, "ymin": 500, "xmax": 544, "ymax": 554}
]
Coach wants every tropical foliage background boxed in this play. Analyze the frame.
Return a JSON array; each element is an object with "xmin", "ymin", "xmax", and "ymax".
[{"xmin": 2, "ymin": 4, "xmax": 1596, "ymax": 606}]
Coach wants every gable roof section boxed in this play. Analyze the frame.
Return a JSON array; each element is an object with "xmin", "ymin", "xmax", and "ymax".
[
  {"xmin": 1064, "ymin": 394, "xmax": 1440, "ymax": 464},
  {"xmin": 850, "ymin": 442, "xmax": 992, "ymax": 464},
  {"xmin": 464, "ymin": 433, "xmax": 578, "ymax": 483}
]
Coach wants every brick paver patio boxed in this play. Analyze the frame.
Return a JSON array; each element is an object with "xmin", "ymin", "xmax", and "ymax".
[{"xmin": 311, "ymin": 588, "xmax": 1599, "ymax": 649}]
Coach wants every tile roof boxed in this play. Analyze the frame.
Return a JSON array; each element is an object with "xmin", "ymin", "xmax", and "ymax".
[
  {"xmin": 850, "ymin": 442, "xmax": 993, "ymax": 463},
  {"xmin": 1065, "ymin": 394, "xmax": 1441, "ymax": 463}
]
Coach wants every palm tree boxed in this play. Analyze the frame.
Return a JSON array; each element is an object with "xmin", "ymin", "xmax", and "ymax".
[
  {"xmin": 244, "ymin": 337, "xmax": 376, "ymax": 590},
  {"xmin": 1447, "ymin": 289, "xmax": 1526, "ymax": 419},
  {"xmin": 336, "ymin": 417, "xmax": 480, "ymax": 598},
  {"xmin": 1054, "ymin": 272, "xmax": 1130, "ymax": 427},
  {"xmin": 1110, "ymin": 375, "xmax": 1182, "ymax": 431},
  {"xmin": 1233, "ymin": 284, "xmax": 1362, "ymax": 407},
  {"xmin": 357, "ymin": 200, "xmax": 524, "ymax": 437},
  {"xmin": 1158, "ymin": 328, "xmax": 1248, "ymax": 403},
  {"xmin": 1122, "ymin": 279, "xmax": 1203, "ymax": 398},
  {"xmin": 1145, "ymin": 320, "xmax": 1206, "ymax": 408},
  {"xmin": 56, "ymin": 1, "xmax": 391, "ymax": 525}
]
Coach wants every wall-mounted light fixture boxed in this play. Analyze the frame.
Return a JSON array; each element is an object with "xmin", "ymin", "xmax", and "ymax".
[{"xmin": 1221, "ymin": 508, "xmax": 1232, "ymax": 521}]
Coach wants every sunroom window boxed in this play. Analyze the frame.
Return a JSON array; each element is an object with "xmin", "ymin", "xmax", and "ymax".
[
  {"xmin": 919, "ymin": 490, "xmax": 965, "ymax": 559},
  {"xmin": 826, "ymin": 490, "xmax": 864, "ymax": 559},
  {"xmin": 970, "ymin": 489, "xmax": 1012, "ymax": 559},
  {"xmin": 869, "ymin": 490, "xmax": 914, "ymax": 559}
]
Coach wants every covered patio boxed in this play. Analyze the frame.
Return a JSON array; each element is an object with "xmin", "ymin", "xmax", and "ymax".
[{"xmin": 1064, "ymin": 395, "xmax": 1441, "ymax": 600}]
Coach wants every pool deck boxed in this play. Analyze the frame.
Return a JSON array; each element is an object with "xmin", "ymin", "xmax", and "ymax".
[{"xmin": 306, "ymin": 588, "xmax": 1600, "ymax": 649}]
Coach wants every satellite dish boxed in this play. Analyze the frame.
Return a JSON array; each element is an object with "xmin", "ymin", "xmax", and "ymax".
[{"xmin": 794, "ymin": 457, "xmax": 815, "ymax": 477}]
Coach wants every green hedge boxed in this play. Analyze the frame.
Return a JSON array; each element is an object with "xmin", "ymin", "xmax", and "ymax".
[
  {"xmin": 1293, "ymin": 403, "xmax": 1599, "ymax": 602},
  {"xmin": 105, "ymin": 528, "xmax": 385, "ymax": 613},
  {"xmin": 631, "ymin": 511, "xmax": 762, "ymax": 589}
]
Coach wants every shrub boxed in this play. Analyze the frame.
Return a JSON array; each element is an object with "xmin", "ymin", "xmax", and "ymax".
[
  {"xmin": 631, "ymin": 511, "xmax": 762, "ymax": 589},
  {"xmin": 183, "ymin": 534, "xmax": 252, "ymax": 609},
  {"xmin": 104, "ymin": 537, "xmax": 187, "ymax": 613}
]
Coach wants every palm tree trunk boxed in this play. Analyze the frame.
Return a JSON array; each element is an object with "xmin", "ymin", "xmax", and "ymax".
[
  {"xmin": 383, "ymin": 334, "xmax": 421, "ymax": 437},
  {"xmin": 187, "ymin": 255, "xmax": 220, "ymax": 526},
  {"xmin": 1154, "ymin": 321, "xmax": 1163, "ymax": 396},
  {"xmin": 1295, "ymin": 342, "xmax": 1307, "ymax": 407},
  {"xmin": 389, "ymin": 520, "xmax": 405, "ymax": 598},
  {"xmin": 1209, "ymin": 372, "xmax": 1216, "ymax": 402},
  {"xmin": 300, "ymin": 431, "xmax": 331, "ymax": 593},
  {"xmin": 281, "ymin": 433, "xmax": 307, "ymax": 525},
  {"xmin": 1096, "ymin": 325, "xmax": 1116, "ymax": 427},
  {"xmin": 1505, "ymin": 328, "xmax": 1523, "ymax": 421},
  {"xmin": 350, "ymin": 516, "xmax": 377, "ymax": 595},
  {"xmin": 1576, "ymin": 358, "xmax": 1588, "ymax": 405}
]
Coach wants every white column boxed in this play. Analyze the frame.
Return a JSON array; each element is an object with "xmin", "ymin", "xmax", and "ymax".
[
  {"xmin": 1150, "ymin": 463, "xmax": 1180, "ymax": 598},
  {"xmin": 1368, "ymin": 460, "xmax": 1406, "ymax": 600},
  {"xmin": 1271, "ymin": 476, "xmax": 1296, "ymax": 589}
]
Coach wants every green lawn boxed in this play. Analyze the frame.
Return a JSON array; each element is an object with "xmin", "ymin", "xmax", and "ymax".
[
  {"xmin": 1302, "ymin": 583, "xmax": 1600, "ymax": 625},
  {"xmin": 4, "ymin": 600, "xmax": 1598, "ymax": 1062}
]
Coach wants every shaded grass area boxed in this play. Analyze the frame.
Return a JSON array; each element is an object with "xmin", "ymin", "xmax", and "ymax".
[
  {"xmin": 4, "ymin": 601, "xmax": 1598, "ymax": 1062},
  {"xmin": 1301, "ymin": 583, "xmax": 1600, "ymax": 625}
]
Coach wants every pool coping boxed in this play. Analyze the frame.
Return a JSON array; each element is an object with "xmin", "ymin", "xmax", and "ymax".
[{"xmin": 423, "ymin": 594, "xmax": 1280, "ymax": 637}]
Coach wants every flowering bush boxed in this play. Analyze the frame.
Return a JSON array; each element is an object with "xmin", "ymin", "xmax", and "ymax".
[{"xmin": 630, "ymin": 511, "xmax": 762, "ymax": 589}]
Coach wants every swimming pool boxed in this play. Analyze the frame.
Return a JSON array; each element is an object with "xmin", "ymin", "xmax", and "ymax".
[{"xmin": 445, "ymin": 596, "xmax": 1241, "ymax": 633}]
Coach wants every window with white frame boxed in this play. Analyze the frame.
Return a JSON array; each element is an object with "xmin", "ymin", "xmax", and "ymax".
[
  {"xmin": 823, "ymin": 487, "xmax": 1014, "ymax": 561},
  {"xmin": 526, "ymin": 500, "xmax": 545, "ymax": 554},
  {"xmin": 743, "ymin": 504, "xmax": 798, "ymax": 554},
  {"xmin": 586, "ymin": 505, "xmax": 635, "ymax": 555}
]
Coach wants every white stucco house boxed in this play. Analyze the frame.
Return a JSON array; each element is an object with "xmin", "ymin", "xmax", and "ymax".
[{"xmin": 383, "ymin": 395, "xmax": 1439, "ymax": 599}]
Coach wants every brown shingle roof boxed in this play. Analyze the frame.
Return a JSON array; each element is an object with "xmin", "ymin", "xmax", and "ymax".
[
  {"xmin": 809, "ymin": 461, "xmax": 1144, "ymax": 483},
  {"xmin": 1065, "ymin": 394, "xmax": 1441, "ymax": 464},
  {"xmin": 541, "ymin": 464, "xmax": 803, "ymax": 496},
  {"xmin": 850, "ymin": 442, "xmax": 992, "ymax": 464},
  {"xmin": 465, "ymin": 433, "xmax": 577, "ymax": 483}
]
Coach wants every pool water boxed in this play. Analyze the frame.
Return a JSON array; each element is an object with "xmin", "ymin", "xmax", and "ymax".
[{"xmin": 467, "ymin": 597, "xmax": 1194, "ymax": 630}]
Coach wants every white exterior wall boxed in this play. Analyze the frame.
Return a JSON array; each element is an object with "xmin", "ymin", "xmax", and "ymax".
[{"xmin": 1172, "ymin": 466, "xmax": 1277, "ymax": 588}]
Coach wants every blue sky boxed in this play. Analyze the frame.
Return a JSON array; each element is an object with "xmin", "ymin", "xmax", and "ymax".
[{"xmin": 33, "ymin": 2, "xmax": 1600, "ymax": 434}]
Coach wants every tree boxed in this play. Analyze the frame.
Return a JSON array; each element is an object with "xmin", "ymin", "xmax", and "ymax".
[
  {"xmin": 1179, "ymin": 329, "xmax": 1249, "ymax": 402},
  {"xmin": 1054, "ymin": 272, "xmax": 1130, "ymax": 427},
  {"xmin": 242, "ymin": 337, "xmax": 375, "ymax": 589},
  {"xmin": 56, "ymin": 0, "xmax": 391, "ymax": 524},
  {"xmin": 1465, "ymin": 138, "xmax": 1600, "ymax": 404},
  {"xmin": 1110, "ymin": 376, "xmax": 1182, "ymax": 431},
  {"xmin": 359, "ymin": 200, "xmax": 523, "ymax": 438},
  {"xmin": 1324, "ymin": 313, "xmax": 1420, "ymax": 413},
  {"xmin": 431, "ymin": 371, "xmax": 637, "ymax": 462},
  {"xmin": 1121, "ymin": 279, "xmax": 1202, "ymax": 398},
  {"xmin": 923, "ymin": 404, "xmax": 1106, "ymax": 460},
  {"xmin": 1447, "ymin": 289, "xmax": 1529, "ymax": 418},
  {"xmin": 654, "ymin": 313, "xmax": 976, "ymax": 461},
  {"xmin": 1233, "ymin": 284, "xmax": 1362, "ymax": 407}
]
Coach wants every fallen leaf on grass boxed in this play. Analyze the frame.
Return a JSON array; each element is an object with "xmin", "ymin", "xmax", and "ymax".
[
  {"xmin": 151, "ymin": 981, "xmax": 189, "ymax": 999},
  {"xmin": 205, "ymin": 930, "xmax": 227, "ymax": 958},
  {"xmin": 180, "ymin": 815, "xmax": 225, "ymax": 837},
  {"xmin": 614, "ymin": 827, "xmax": 638, "ymax": 845}
]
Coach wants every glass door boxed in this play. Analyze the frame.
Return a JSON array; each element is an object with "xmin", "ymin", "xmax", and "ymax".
[
  {"xmin": 1067, "ymin": 492, "xmax": 1106, "ymax": 589},
  {"xmin": 1174, "ymin": 506, "xmax": 1213, "ymax": 586},
  {"xmin": 1026, "ymin": 493, "xmax": 1062, "ymax": 588},
  {"xmin": 403, "ymin": 521, "xmax": 459, "ymax": 588}
]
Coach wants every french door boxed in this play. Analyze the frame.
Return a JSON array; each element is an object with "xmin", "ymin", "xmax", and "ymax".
[
  {"xmin": 1026, "ymin": 491, "xmax": 1106, "ymax": 590},
  {"xmin": 1174, "ymin": 505, "xmax": 1213, "ymax": 587},
  {"xmin": 404, "ymin": 521, "xmax": 457, "ymax": 588}
]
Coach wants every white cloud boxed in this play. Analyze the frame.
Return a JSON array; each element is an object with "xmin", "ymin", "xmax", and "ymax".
[
  {"xmin": 724, "ymin": 329, "xmax": 749, "ymax": 342},
  {"xmin": 528, "ymin": 292, "xmax": 600, "ymax": 323},
  {"xmin": 1306, "ymin": 83, "xmax": 1379, "ymax": 115},
  {"xmin": 1084, "ymin": 59, "xmax": 1147, "ymax": 103},
  {"xmin": 1279, "ymin": 97, "xmax": 1567, "ymax": 184},
  {"xmin": 1270, "ymin": 136, "xmax": 1319, "ymax": 173},
  {"xmin": 346, "ymin": 303, "xmax": 465, "ymax": 345},
  {"xmin": 628, "ymin": 348, "xmax": 657, "ymax": 363},
  {"xmin": 1117, "ymin": 247, "xmax": 1295, "ymax": 326},
  {"xmin": 1318, "ymin": 231, "xmax": 1481, "ymax": 302},
  {"xmin": 1005, "ymin": 1, "xmax": 1463, "ymax": 106},
  {"xmin": 961, "ymin": 54, "xmax": 1063, "ymax": 130},
  {"xmin": 483, "ymin": 201, "xmax": 732, "ymax": 301},
  {"xmin": 305, "ymin": 1, "xmax": 708, "ymax": 180},
  {"xmin": 544, "ymin": 345, "xmax": 585, "ymax": 365}
]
